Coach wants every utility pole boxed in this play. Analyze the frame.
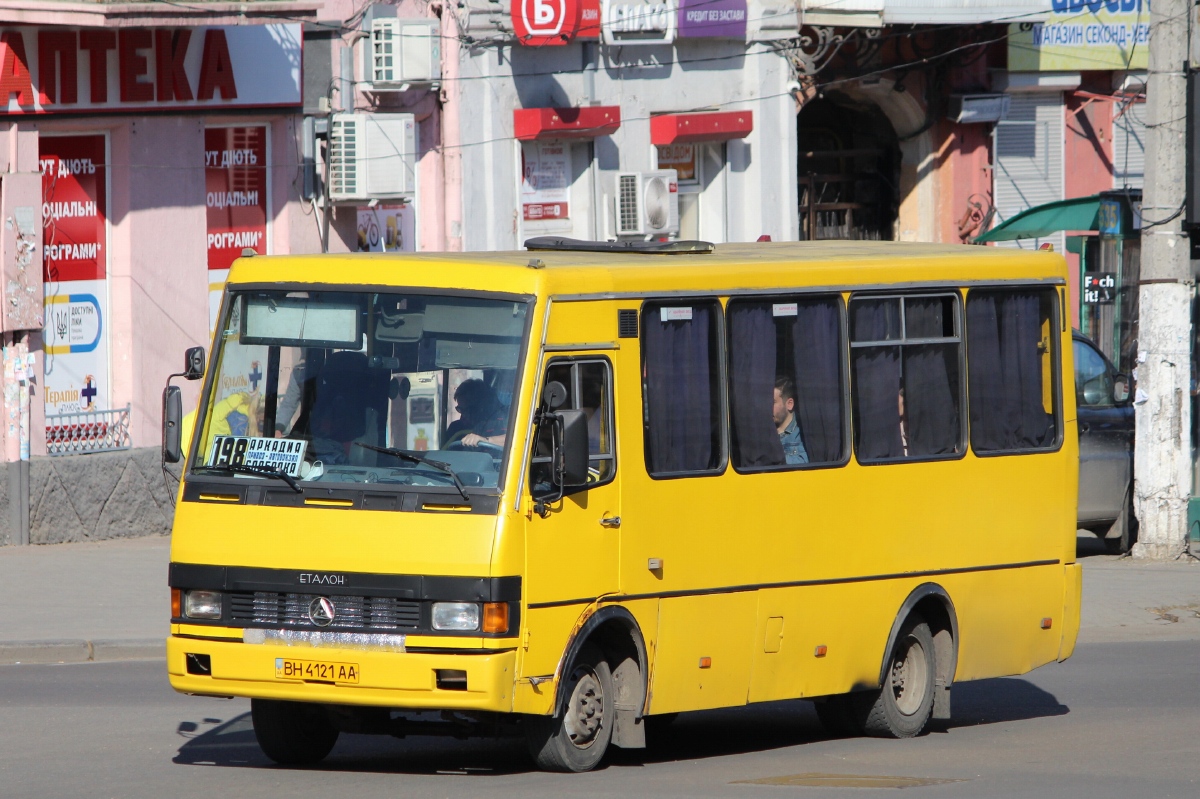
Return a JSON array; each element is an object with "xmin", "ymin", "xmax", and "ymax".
[{"xmin": 1133, "ymin": 0, "xmax": 1192, "ymax": 560}]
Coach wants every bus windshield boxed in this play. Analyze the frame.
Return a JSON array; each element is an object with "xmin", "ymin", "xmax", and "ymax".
[{"xmin": 193, "ymin": 289, "xmax": 531, "ymax": 493}]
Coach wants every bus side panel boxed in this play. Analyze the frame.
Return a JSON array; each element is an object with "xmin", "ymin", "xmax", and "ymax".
[
  {"xmin": 748, "ymin": 582, "xmax": 898, "ymax": 703},
  {"xmin": 945, "ymin": 563, "xmax": 1064, "ymax": 682},
  {"xmin": 648, "ymin": 592, "xmax": 756, "ymax": 714},
  {"xmin": 1058, "ymin": 562, "xmax": 1082, "ymax": 662},
  {"xmin": 513, "ymin": 604, "xmax": 588, "ymax": 715}
]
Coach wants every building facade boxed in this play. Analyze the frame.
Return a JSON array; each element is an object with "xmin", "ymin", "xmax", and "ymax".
[{"xmin": 0, "ymin": 0, "xmax": 1156, "ymax": 544}]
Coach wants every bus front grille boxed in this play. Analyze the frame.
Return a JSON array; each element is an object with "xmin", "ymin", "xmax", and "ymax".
[{"xmin": 228, "ymin": 592, "xmax": 421, "ymax": 631}]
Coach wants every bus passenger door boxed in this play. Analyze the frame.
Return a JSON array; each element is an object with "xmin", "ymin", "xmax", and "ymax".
[{"xmin": 522, "ymin": 357, "xmax": 621, "ymax": 677}]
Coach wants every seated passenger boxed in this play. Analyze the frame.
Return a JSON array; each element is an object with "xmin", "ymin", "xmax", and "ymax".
[
  {"xmin": 308, "ymin": 352, "xmax": 372, "ymax": 465},
  {"xmin": 773, "ymin": 376, "xmax": 809, "ymax": 465},
  {"xmin": 446, "ymin": 378, "xmax": 507, "ymax": 448}
]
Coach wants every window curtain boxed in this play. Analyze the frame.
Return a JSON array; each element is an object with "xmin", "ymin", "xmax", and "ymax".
[
  {"xmin": 792, "ymin": 298, "xmax": 843, "ymax": 463},
  {"xmin": 851, "ymin": 301, "xmax": 903, "ymax": 460},
  {"xmin": 729, "ymin": 304, "xmax": 784, "ymax": 467},
  {"xmin": 902, "ymin": 297, "xmax": 960, "ymax": 456},
  {"xmin": 644, "ymin": 305, "xmax": 720, "ymax": 473},
  {"xmin": 967, "ymin": 292, "xmax": 1052, "ymax": 450},
  {"xmin": 903, "ymin": 345, "xmax": 960, "ymax": 456}
]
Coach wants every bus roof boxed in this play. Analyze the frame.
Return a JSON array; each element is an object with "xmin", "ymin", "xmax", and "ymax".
[{"xmin": 226, "ymin": 241, "xmax": 1067, "ymax": 298}]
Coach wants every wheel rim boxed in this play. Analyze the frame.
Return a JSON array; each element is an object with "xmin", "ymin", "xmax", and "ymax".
[
  {"xmin": 563, "ymin": 665, "xmax": 605, "ymax": 749},
  {"xmin": 889, "ymin": 636, "xmax": 929, "ymax": 716}
]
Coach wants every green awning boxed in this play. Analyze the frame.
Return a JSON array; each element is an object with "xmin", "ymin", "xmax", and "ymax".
[{"xmin": 974, "ymin": 195, "xmax": 1102, "ymax": 243}]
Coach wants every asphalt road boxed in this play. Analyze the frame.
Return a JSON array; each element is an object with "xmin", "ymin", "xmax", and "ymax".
[{"xmin": 2, "ymin": 639, "xmax": 1197, "ymax": 799}]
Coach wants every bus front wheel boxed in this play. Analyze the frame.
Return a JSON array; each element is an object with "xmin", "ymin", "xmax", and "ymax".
[
  {"xmin": 251, "ymin": 698, "xmax": 339, "ymax": 765},
  {"xmin": 525, "ymin": 643, "xmax": 614, "ymax": 772},
  {"xmin": 859, "ymin": 616, "xmax": 936, "ymax": 738}
]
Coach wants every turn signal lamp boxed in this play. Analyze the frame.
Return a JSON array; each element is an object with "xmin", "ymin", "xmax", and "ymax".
[
  {"xmin": 482, "ymin": 602, "xmax": 509, "ymax": 634},
  {"xmin": 171, "ymin": 588, "xmax": 181, "ymax": 618}
]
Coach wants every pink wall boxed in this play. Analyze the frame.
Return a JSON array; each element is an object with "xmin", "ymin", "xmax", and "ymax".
[
  {"xmin": 1063, "ymin": 79, "xmax": 1115, "ymax": 328},
  {"xmin": 934, "ymin": 120, "xmax": 993, "ymax": 245},
  {"xmin": 109, "ymin": 117, "xmax": 211, "ymax": 447},
  {"xmin": 937, "ymin": 56, "xmax": 999, "ymax": 245}
]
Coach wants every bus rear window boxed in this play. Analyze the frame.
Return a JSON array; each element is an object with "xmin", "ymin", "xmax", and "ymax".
[{"xmin": 966, "ymin": 289, "xmax": 1059, "ymax": 453}]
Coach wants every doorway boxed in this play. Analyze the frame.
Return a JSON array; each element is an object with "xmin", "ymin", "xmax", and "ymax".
[{"xmin": 797, "ymin": 95, "xmax": 899, "ymax": 241}]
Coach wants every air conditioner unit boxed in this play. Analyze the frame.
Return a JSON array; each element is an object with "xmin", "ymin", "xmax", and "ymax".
[
  {"xmin": 364, "ymin": 17, "xmax": 441, "ymax": 91},
  {"xmin": 328, "ymin": 113, "xmax": 417, "ymax": 202},
  {"xmin": 614, "ymin": 170, "xmax": 679, "ymax": 238}
]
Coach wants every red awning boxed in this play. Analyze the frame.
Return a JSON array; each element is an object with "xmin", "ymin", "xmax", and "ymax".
[
  {"xmin": 513, "ymin": 106, "xmax": 621, "ymax": 141},
  {"xmin": 650, "ymin": 111, "xmax": 754, "ymax": 145}
]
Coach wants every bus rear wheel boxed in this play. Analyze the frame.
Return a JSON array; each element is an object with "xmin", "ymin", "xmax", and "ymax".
[
  {"xmin": 859, "ymin": 616, "xmax": 936, "ymax": 738},
  {"xmin": 525, "ymin": 643, "xmax": 614, "ymax": 772},
  {"xmin": 251, "ymin": 698, "xmax": 339, "ymax": 765}
]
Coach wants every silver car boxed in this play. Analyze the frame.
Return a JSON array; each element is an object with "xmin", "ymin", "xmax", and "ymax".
[{"xmin": 1074, "ymin": 332, "xmax": 1135, "ymax": 553}]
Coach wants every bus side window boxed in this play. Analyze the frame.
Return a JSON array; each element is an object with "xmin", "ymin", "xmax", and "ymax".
[
  {"xmin": 967, "ymin": 289, "xmax": 1059, "ymax": 451},
  {"xmin": 850, "ymin": 294, "xmax": 963, "ymax": 461},
  {"xmin": 642, "ymin": 301, "xmax": 725, "ymax": 476},
  {"xmin": 530, "ymin": 359, "xmax": 616, "ymax": 488},
  {"xmin": 727, "ymin": 296, "xmax": 846, "ymax": 470}
]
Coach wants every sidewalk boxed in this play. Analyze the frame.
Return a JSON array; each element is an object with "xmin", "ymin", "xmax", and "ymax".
[
  {"xmin": 0, "ymin": 532, "xmax": 1196, "ymax": 664},
  {"xmin": 0, "ymin": 535, "xmax": 169, "ymax": 664}
]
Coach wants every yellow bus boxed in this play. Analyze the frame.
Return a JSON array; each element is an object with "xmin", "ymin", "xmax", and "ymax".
[{"xmin": 164, "ymin": 239, "xmax": 1080, "ymax": 772}]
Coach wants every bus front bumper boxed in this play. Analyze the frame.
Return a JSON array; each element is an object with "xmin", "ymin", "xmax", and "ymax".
[{"xmin": 166, "ymin": 634, "xmax": 518, "ymax": 712}]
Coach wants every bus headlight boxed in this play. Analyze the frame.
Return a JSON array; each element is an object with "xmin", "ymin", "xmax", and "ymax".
[
  {"xmin": 432, "ymin": 602, "xmax": 480, "ymax": 631},
  {"xmin": 184, "ymin": 590, "xmax": 223, "ymax": 620}
]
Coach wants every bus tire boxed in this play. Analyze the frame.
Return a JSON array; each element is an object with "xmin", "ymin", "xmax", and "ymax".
[
  {"xmin": 814, "ymin": 695, "xmax": 862, "ymax": 737},
  {"xmin": 859, "ymin": 616, "xmax": 936, "ymax": 738},
  {"xmin": 525, "ymin": 643, "xmax": 614, "ymax": 772},
  {"xmin": 251, "ymin": 698, "xmax": 339, "ymax": 765}
]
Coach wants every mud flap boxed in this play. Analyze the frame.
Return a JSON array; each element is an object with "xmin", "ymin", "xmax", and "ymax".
[
  {"xmin": 932, "ymin": 678, "xmax": 951, "ymax": 720},
  {"xmin": 612, "ymin": 704, "xmax": 646, "ymax": 748}
]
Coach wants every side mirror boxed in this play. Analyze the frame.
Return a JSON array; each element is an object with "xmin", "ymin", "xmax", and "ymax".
[
  {"xmin": 162, "ymin": 385, "xmax": 183, "ymax": 464},
  {"xmin": 559, "ymin": 409, "xmax": 589, "ymax": 488},
  {"xmin": 543, "ymin": 380, "xmax": 568, "ymax": 410},
  {"xmin": 1081, "ymin": 374, "xmax": 1113, "ymax": 406},
  {"xmin": 184, "ymin": 346, "xmax": 205, "ymax": 381},
  {"xmin": 1113, "ymin": 374, "xmax": 1130, "ymax": 404}
]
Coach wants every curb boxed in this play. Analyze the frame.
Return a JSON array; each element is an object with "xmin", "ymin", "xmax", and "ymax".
[{"xmin": 0, "ymin": 638, "xmax": 164, "ymax": 665}]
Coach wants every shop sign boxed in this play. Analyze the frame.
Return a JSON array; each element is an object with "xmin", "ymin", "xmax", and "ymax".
[
  {"xmin": 656, "ymin": 143, "xmax": 696, "ymax": 182},
  {"xmin": 521, "ymin": 141, "xmax": 571, "ymax": 221},
  {"xmin": 40, "ymin": 134, "xmax": 110, "ymax": 417},
  {"xmin": 512, "ymin": 0, "xmax": 583, "ymax": 46},
  {"xmin": 578, "ymin": 0, "xmax": 603, "ymax": 39},
  {"xmin": 206, "ymin": 126, "xmax": 268, "ymax": 332},
  {"xmin": 1008, "ymin": 0, "xmax": 1147, "ymax": 71},
  {"xmin": 601, "ymin": 0, "xmax": 677, "ymax": 46},
  {"xmin": 357, "ymin": 204, "xmax": 416, "ymax": 252},
  {"xmin": 0, "ymin": 25, "xmax": 301, "ymax": 115},
  {"xmin": 676, "ymin": 0, "xmax": 746, "ymax": 39},
  {"xmin": 1083, "ymin": 272, "xmax": 1116, "ymax": 305}
]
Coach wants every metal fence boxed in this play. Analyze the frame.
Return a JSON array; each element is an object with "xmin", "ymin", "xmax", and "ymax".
[{"xmin": 45, "ymin": 404, "xmax": 132, "ymax": 456}]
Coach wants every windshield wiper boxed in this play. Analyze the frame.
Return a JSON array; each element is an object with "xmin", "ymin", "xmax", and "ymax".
[
  {"xmin": 210, "ymin": 463, "xmax": 303, "ymax": 494},
  {"xmin": 355, "ymin": 443, "xmax": 471, "ymax": 502}
]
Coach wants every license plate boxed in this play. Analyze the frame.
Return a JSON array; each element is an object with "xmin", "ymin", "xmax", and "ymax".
[{"xmin": 275, "ymin": 657, "xmax": 359, "ymax": 684}]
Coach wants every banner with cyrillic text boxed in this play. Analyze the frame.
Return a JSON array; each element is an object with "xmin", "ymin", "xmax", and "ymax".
[
  {"xmin": 0, "ymin": 25, "xmax": 301, "ymax": 115},
  {"xmin": 206, "ymin": 125, "xmax": 269, "ymax": 332},
  {"xmin": 40, "ymin": 134, "xmax": 111, "ymax": 418}
]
